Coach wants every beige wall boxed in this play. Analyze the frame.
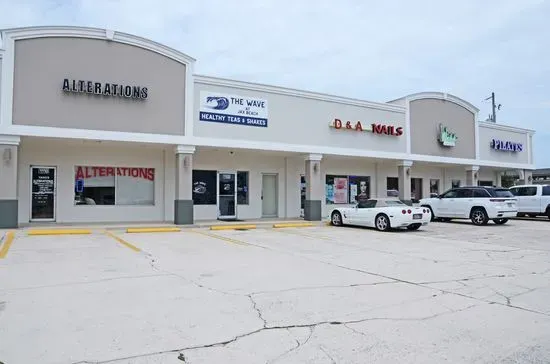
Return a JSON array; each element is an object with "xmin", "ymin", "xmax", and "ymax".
[
  {"xmin": 12, "ymin": 37, "xmax": 186, "ymax": 135},
  {"xmin": 194, "ymin": 83, "xmax": 407, "ymax": 153},
  {"xmin": 410, "ymin": 98, "xmax": 476, "ymax": 159}
]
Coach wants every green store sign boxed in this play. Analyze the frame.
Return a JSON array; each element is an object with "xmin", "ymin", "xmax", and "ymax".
[{"xmin": 438, "ymin": 124, "xmax": 458, "ymax": 147}]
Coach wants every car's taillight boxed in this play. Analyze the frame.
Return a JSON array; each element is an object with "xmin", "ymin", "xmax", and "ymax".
[
  {"xmin": 407, "ymin": 209, "xmax": 412, "ymax": 214},
  {"xmin": 401, "ymin": 209, "xmax": 406, "ymax": 214}
]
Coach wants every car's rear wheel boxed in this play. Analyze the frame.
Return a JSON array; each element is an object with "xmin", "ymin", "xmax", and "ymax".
[
  {"xmin": 493, "ymin": 218, "xmax": 509, "ymax": 225},
  {"xmin": 407, "ymin": 223, "xmax": 421, "ymax": 230},
  {"xmin": 470, "ymin": 208, "xmax": 489, "ymax": 226},
  {"xmin": 331, "ymin": 211, "xmax": 343, "ymax": 226},
  {"xmin": 422, "ymin": 205, "xmax": 435, "ymax": 221},
  {"xmin": 375, "ymin": 214, "xmax": 391, "ymax": 232}
]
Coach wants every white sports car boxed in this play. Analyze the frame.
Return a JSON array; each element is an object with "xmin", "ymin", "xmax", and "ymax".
[{"xmin": 329, "ymin": 198, "xmax": 431, "ymax": 231}]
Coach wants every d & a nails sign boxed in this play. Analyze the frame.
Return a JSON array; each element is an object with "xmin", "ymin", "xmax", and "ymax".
[{"xmin": 329, "ymin": 118, "xmax": 404, "ymax": 136}]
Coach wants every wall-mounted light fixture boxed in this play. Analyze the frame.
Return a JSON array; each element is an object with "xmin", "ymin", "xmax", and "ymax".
[
  {"xmin": 3, "ymin": 148, "xmax": 12, "ymax": 165},
  {"xmin": 183, "ymin": 155, "xmax": 190, "ymax": 168},
  {"xmin": 474, "ymin": 172, "xmax": 478, "ymax": 179},
  {"xmin": 313, "ymin": 162, "xmax": 319, "ymax": 173},
  {"xmin": 406, "ymin": 168, "xmax": 410, "ymax": 177},
  {"xmin": 528, "ymin": 175, "xmax": 532, "ymax": 183}
]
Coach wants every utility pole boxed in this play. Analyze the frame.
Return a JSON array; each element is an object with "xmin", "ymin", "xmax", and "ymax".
[{"xmin": 485, "ymin": 92, "xmax": 501, "ymax": 123}]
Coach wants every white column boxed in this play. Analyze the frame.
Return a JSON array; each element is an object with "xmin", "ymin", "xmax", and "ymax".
[
  {"xmin": 398, "ymin": 160, "xmax": 413, "ymax": 204},
  {"xmin": 495, "ymin": 170, "xmax": 502, "ymax": 187},
  {"xmin": 304, "ymin": 153, "xmax": 323, "ymax": 220},
  {"xmin": 466, "ymin": 165, "xmax": 480, "ymax": 186},
  {"xmin": 174, "ymin": 145, "xmax": 195, "ymax": 224},
  {"xmin": 524, "ymin": 169, "xmax": 533, "ymax": 185}
]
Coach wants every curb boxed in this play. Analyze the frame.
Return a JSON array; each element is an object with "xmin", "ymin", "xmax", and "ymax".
[
  {"xmin": 126, "ymin": 227, "xmax": 181, "ymax": 233},
  {"xmin": 27, "ymin": 229, "xmax": 92, "ymax": 236},
  {"xmin": 273, "ymin": 222, "xmax": 315, "ymax": 228},
  {"xmin": 210, "ymin": 224, "xmax": 257, "ymax": 231}
]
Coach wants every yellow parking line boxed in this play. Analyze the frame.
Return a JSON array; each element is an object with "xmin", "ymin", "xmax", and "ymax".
[
  {"xmin": 0, "ymin": 231, "xmax": 15, "ymax": 259},
  {"xmin": 274, "ymin": 228, "xmax": 333, "ymax": 241},
  {"xmin": 104, "ymin": 231, "xmax": 141, "ymax": 252},
  {"xmin": 190, "ymin": 229, "xmax": 250, "ymax": 246}
]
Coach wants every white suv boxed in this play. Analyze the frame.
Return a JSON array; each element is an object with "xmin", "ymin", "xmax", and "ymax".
[
  {"xmin": 419, "ymin": 186, "xmax": 518, "ymax": 225},
  {"xmin": 508, "ymin": 184, "xmax": 550, "ymax": 219}
]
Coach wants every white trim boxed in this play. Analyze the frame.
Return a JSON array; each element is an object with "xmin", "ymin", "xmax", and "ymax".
[
  {"xmin": 398, "ymin": 92, "xmax": 480, "ymax": 114},
  {"xmin": 478, "ymin": 120, "xmax": 535, "ymax": 135},
  {"xmin": 465, "ymin": 165, "xmax": 480, "ymax": 172},
  {"xmin": 305, "ymin": 153, "xmax": 323, "ymax": 161},
  {"xmin": 194, "ymin": 75, "xmax": 406, "ymax": 114},
  {"xmin": 474, "ymin": 115, "xmax": 480, "ymax": 160},
  {"xmin": 4, "ymin": 124, "xmax": 535, "ymax": 170},
  {"xmin": 405, "ymin": 101, "xmax": 411, "ymax": 154},
  {"xmin": 0, "ymin": 26, "xmax": 196, "ymax": 130},
  {"xmin": 184, "ymin": 62, "xmax": 195, "ymax": 137},
  {"xmin": 175, "ymin": 145, "xmax": 196, "ymax": 154},
  {"xmin": 0, "ymin": 134, "xmax": 20, "ymax": 145}
]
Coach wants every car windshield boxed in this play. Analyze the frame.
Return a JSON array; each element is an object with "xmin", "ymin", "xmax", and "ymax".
[{"xmin": 384, "ymin": 200, "xmax": 405, "ymax": 205}]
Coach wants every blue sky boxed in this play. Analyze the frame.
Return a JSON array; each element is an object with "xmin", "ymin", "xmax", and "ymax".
[{"xmin": 1, "ymin": 0, "xmax": 549, "ymax": 167}]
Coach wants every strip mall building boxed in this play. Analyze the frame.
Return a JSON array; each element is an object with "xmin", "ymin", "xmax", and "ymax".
[{"xmin": 0, "ymin": 26, "xmax": 536, "ymax": 228}]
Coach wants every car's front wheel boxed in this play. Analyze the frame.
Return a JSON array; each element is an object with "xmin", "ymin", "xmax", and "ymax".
[
  {"xmin": 331, "ymin": 211, "xmax": 343, "ymax": 226},
  {"xmin": 375, "ymin": 214, "xmax": 391, "ymax": 232},
  {"xmin": 470, "ymin": 208, "xmax": 489, "ymax": 226},
  {"xmin": 407, "ymin": 223, "xmax": 421, "ymax": 230},
  {"xmin": 493, "ymin": 218, "xmax": 509, "ymax": 225}
]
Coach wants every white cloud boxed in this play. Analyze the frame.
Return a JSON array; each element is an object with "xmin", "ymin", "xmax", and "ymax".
[{"xmin": 1, "ymin": 0, "xmax": 549, "ymax": 166}]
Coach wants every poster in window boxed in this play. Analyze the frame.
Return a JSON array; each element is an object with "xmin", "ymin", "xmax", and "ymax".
[
  {"xmin": 349, "ymin": 176, "xmax": 369, "ymax": 203},
  {"xmin": 193, "ymin": 170, "xmax": 217, "ymax": 205},
  {"xmin": 333, "ymin": 177, "xmax": 349, "ymax": 204}
]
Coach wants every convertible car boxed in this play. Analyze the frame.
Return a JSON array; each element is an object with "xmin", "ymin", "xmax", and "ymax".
[{"xmin": 329, "ymin": 198, "xmax": 431, "ymax": 231}]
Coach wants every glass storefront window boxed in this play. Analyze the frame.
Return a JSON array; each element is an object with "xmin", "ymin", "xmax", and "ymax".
[
  {"xmin": 74, "ymin": 166, "xmax": 154, "ymax": 206},
  {"xmin": 192, "ymin": 170, "xmax": 217, "ymax": 205},
  {"xmin": 387, "ymin": 177, "xmax": 399, "ymax": 197},
  {"xmin": 326, "ymin": 175, "xmax": 370, "ymax": 204},
  {"xmin": 452, "ymin": 179, "xmax": 461, "ymax": 188},
  {"xmin": 430, "ymin": 179, "xmax": 440, "ymax": 197},
  {"xmin": 237, "ymin": 171, "xmax": 249, "ymax": 204}
]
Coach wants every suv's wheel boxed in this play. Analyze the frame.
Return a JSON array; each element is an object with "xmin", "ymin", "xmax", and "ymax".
[
  {"xmin": 375, "ymin": 214, "xmax": 391, "ymax": 232},
  {"xmin": 407, "ymin": 223, "xmax": 421, "ymax": 230},
  {"xmin": 517, "ymin": 213, "xmax": 526, "ymax": 217},
  {"xmin": 493, "ymin": 218, "xmax": 509, "ymax": 225},
  {"xmin": 470, "ymin": 208, "xmax": 489, "ymax": 226},
  {"xmin": 331, "ymin": 211, "xmax": 343, "ymax": 226},
  {"xmin": 528, "ymin": 214, "xmax": 538, "ymax": 218},
  {"xmin": 546, "ymin": 207, "xmax": 550, "ymax": 220}
]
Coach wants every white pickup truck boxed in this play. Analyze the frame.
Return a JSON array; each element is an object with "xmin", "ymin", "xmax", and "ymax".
[{"xmin": 508, "ymin": 184, "xmax": 550, "ymax": 219}]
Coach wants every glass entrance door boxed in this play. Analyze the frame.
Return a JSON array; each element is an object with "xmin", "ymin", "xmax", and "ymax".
[
  {"xmin": 30, "ymin": 166, "xmax": 57, "ymax": 221},
  {"xmin": 217, "ymin": 171, "xmax": 237, "ymax": 219}
]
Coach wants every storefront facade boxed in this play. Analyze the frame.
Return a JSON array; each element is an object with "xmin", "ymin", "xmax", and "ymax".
[{"xmin": 0, "ymin": 26, "xmax": 536, "ymax": 227}]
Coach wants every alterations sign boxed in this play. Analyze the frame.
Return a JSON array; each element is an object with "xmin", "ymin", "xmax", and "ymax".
[{"xmin": 199, "ymin": 91, "xmax": 268, "ymax": 128}]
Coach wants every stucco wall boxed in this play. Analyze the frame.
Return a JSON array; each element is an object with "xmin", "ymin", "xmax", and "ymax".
[{"xmin": 12, "ymin": 37, "xmax": 187, "ymax": 135}]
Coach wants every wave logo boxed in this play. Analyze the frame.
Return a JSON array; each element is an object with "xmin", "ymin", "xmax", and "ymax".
[{"xmin": 205, "ymin": 96, "xmax": 229, "ymax": 110}]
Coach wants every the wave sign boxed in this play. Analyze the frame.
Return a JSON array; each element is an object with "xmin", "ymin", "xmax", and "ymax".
[{"xmin": 199, "ymin": 91, "xmax": 268, "ymax": 128}]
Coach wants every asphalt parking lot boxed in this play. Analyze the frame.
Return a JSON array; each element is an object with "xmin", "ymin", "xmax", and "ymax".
[{"xmin": 1, "ymin": 219, "xmax": 549, "ymax": 364}]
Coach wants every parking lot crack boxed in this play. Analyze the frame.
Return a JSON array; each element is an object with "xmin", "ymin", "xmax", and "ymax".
[
  {"xmin": 319, "ymin": 345, "xmax": 336, "ymax": 363},
  {"xmin": 248, "ymin": 294, "xmax": 268, "ymax": 328}
]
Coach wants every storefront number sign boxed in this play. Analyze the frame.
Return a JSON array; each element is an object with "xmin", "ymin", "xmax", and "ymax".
[
  {"xmin": 438, "ymin": 124, "xmax": 458, "ymax": 147},
  {"xmin": 490, "ymin": 139, "xmax": 523, "ymax": 152},
  {"xmin": 329, "ymin": 118, "xmax": 404, "ymax": 136}
]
